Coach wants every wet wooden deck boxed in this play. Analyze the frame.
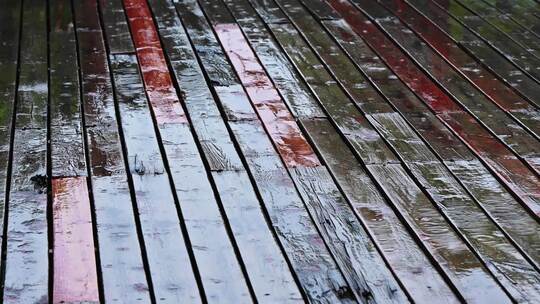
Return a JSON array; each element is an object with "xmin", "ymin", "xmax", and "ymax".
[{"xmin": 0, "ymin": 0, "xmax": 539, "ymax": 302}]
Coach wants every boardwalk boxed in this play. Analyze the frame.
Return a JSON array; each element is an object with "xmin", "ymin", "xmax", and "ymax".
[{"xmin": 0, "ymin": 0, "xmax": 539, "ymax": 303}]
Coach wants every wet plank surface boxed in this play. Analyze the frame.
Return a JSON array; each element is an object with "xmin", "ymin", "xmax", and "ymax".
[{"xmin": 0, "ymin": 0, "xmax": 539, "ymax": 302}]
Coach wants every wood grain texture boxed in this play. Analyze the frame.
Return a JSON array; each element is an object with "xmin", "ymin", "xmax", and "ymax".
[
  {"xmin": 0, "ymin": 0, "xmax": 22, "ymax": 278},
  {"xmin": 3, "ymin": 0, "xmax": 48, "ymax": 302},
  {"xmin": 147, "ymin": 1, "xmax": 304, "ymax": 302},
  {"xmin": 322, "ymin": 18, "xmax": 540, "ymax": 270},
  {"xmin": 404, "ymin": 0, "xmax": 540, "ymax": 108},
  {"xmin": 73, "ymin": 0, "xmax": 152, "ymax": 301},
  {"xmin": 327, "ymin": 0, "xmax": 540, "ymax": 220}
]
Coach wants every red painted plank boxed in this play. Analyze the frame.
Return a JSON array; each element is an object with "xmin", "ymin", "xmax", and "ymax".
[
  {"xmin": 52, "ymin": 177, "xmax": 99, "ymax": 304},
  {"xmin": 123, "ymin": 0, "xmax": 186, "ymax": 124},
  {"xmin": 214, "ymin": 23, "xmax": 320, "ymax": 168},
  {"xmin": 327, "ymin": 0, "xmax": 540, "ymax": 219}
]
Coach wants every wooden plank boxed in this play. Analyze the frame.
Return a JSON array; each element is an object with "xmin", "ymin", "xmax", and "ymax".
[
  {"xmin": 110, "ymin": 53, "xmax": 211, "ymax": 303},
  {"xmin": 378, "ymin": 0, "xmax": 540, "ymax": 137},
  {"xmin": 216, "ymin": 0, "xmax": 326, "ymax": 119},
  {"xmin": 72, "ymin": 0, "xmax": 152, "ymax": 302},
  {"xmin": 404, "ymin": 0, "xmax": 540, "ymax": 107},
  {"xmin": 213, "ymin": 23, "xmax": 320, "ymax": 168},
  {"xmin": 0, "ymin": 0, "xmax": 22, "ymax": 277},
  {"xmin": 122, "ymin": 1, "xmax": 257, "ymax": 301},
  {"xmin": 352, "ymin": 0, "xmax": 540, "ymax": 169},
  {"xmin": 301, "ymin": 118, "xmax": 459, "ymax": 303},
  {"xmin": 367, "ymin": 163, "xmax": 510, "ymax": 303},
  {"xmin": 481, "ymin": 0, "xmax": 540, "ymax": 36},
  {"xmin": 324, "ymin": 18, "xmax": 540, "ymax": 270},
  {"xmin": 429, "ymin": 0, "xmax": 540, "ymax": 83},
  {"xmin": 52, "ymin": 177, "xmax": 99, "ymax": 304},
  {"xmin": 268, "ymin": 22, "xmax": 398, "ymax": 165},
  {"xmin": 228, "ymin": 120, "xmax": 356, "ymax": 303},
  {"xmin": 274, "ymin": 1, "xmax": 540, "ymax": 300},
  {"xmin": 456, "ymin": 0, "xmax": 540, "ymax": 55},
  {"xmin": 326, "ymin": 0, "xmax": 540, "ymax": 220},
  {"xmin": 3, "ymin": 0, "xmax": 48, "ymax": 302},
  {"xmin": 99, "ymin": 0, "xmax": 135, "ymax": 54},
  {"xmin": 50, "ymin": 0, "xmax": 86, "ymax": 178},
  {"xmin": 256, "ymin": 3, "xmax": 515, "ymax": 302},
  {"xmin": 205, "ymin": 3, "xmax": 411, "ymax": 302},
  {"xmin": 175, "ymin": 2, "xmax": 358, "ymax": 302},
  {"xmin": 146, "ymin": 1, "xmax": 304, "ymax": 302},
  {"xmin": 220, "ymin": 2, "xmax": 460, "ymax": 302},
  {"xmin": 49, "ymin": 1, "xmax": 99, "ymax": 302}
]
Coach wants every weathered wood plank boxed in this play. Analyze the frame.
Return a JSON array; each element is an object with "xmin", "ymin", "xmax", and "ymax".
[
  {"xmin": 50, "ymin": 0, "xmax": 86, "ymax": 178},
  {"xmin": 72, "ymin": 0, "xmax": 151, "ymax": 301},
  {"xmin": 147, "ymin": 1, "xmax": 305, "ymax": 302},
  {"xmin": 352, "ymin": 0, "xmax": 540, "ymax": 169},
  {"xmin": 213, "ymin": 23, "xmax": 320, "ymax": 168},
  {"xmin": 205, "ymin": 2, "xmax": 411, "ymax": 302},
  {"xmin": 303, "ymin": 118, "xmax": 459, "ymax": 303},
  {"xmin": 429, "ymin": 0, "xmax": 540, "ymax": 82},
  {"xmin": 323, "ymin": 18, "xmax": 540, "ymax": 270},
  {"xmin": 326, "ymin": 0, "xmax": 540, "ymax": 219},
  {"xmin": 368, "ymin": 163, "xmax": 512, "ymax": 303},
  {"xmin": 274, "ymin": 1, "xmax": 540, "ymax": 300},
  {"xmin": 52, "ymin": 177, "xmax": 99, "ymax": 304},
  {"xmin": 481, "ymin": 0, "xmax": 540, "ymax": 36},
  {"xmin": 456, "ymin": 0, "xmax": 540, "ymax": 55},
  {"xmin": 111, "ymin": 53, "xmax": 210, "ymax": 303},
  {"xmin": 3, "ymin": 0, "xmax": 48, "ymax": 302},
  {"xmin": 49, "ymin": 1, "xmax": 100, "ymax": 302},
  {"xmin": 228, "ymin": 120, "xmax": 356, "ymax": 303},
  {"xmin": 379, "ymin": 0, "xmax": 540, "ymax": 137},
  {"xmin": 175, "ymin": 2, "xmax": 358, "ymax": 302},
  {"xmin": 259, "ymin": 3, "xmax": 515, "ymax": 302},
  {"xmin": 122, "ymin": 1, "xmax": 259, "ymax": 300},
  {"xmin": 99, "ymin": 0, "xmax": 135, "ymax": 54},
  {"xmin": 0, "ymin": 0, "xmax": 22, "ymax": 278},
  {"xmin": 404, "ymin": 0, "xmax": 540, "ymax": 107}
]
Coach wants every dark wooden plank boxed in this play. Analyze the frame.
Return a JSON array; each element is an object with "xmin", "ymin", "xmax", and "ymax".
[
  {"xmin": 404, "ymin": 0, "xmax": 540, "ymax": 107},
  {"xmin": 72, "ymin": 0, "xmax": 152, "ymax": 301},
  {"xmin": 429, "ymin": 0, "xmax": 540, "ymax": 82},
  {"xmin": 50, "ymin": 0, "xmax": 86, "ymax": 178},
  {"xmin": 326, "ymin": 0, "xmax": 540, "ymax": 220},
  {"xmin": 481, "ymin": 0, "xmax": 540, "ymax": 36},
  {"xmin": 378, "ymin": 0, "xmax": 540, "ymax": 138},
  {"xmin": 175, "ymin": 1, "xmax": 358, "ymax": 302},
  {"xmin": 323, "ymin": 18, "xmax": 540, "ymax": 269},
  {"xmin": 301, "ymin": 119, "xmax": 459, "ymax": 303},
  {"xmin": 3, "ymin": 0, "xmax": 48, "ymax": 302},
  {"xmin": 456, "ymin": 0, "xmax": 540, "ymax": 55},
  {"xmin": 274, "ymin": 1, "xmax": 540, "ymax": 300},
  {"xmin": 0, "ymin": 0, "xmax": 22, "ymax": 278},
  {"xmin": 52, "ymin": 177, "xmax": 99, "ymax": 304},
  {"xmin": 146, "ymin": 1, "xmax": 305, "ymax": 301},
  {"xmin": 352, "ymin": 0, "xmax": 540, "ymax": 170},
  {"xmin": 99, "ymin": 0, "xmax": 135, "ymax": 54}
]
